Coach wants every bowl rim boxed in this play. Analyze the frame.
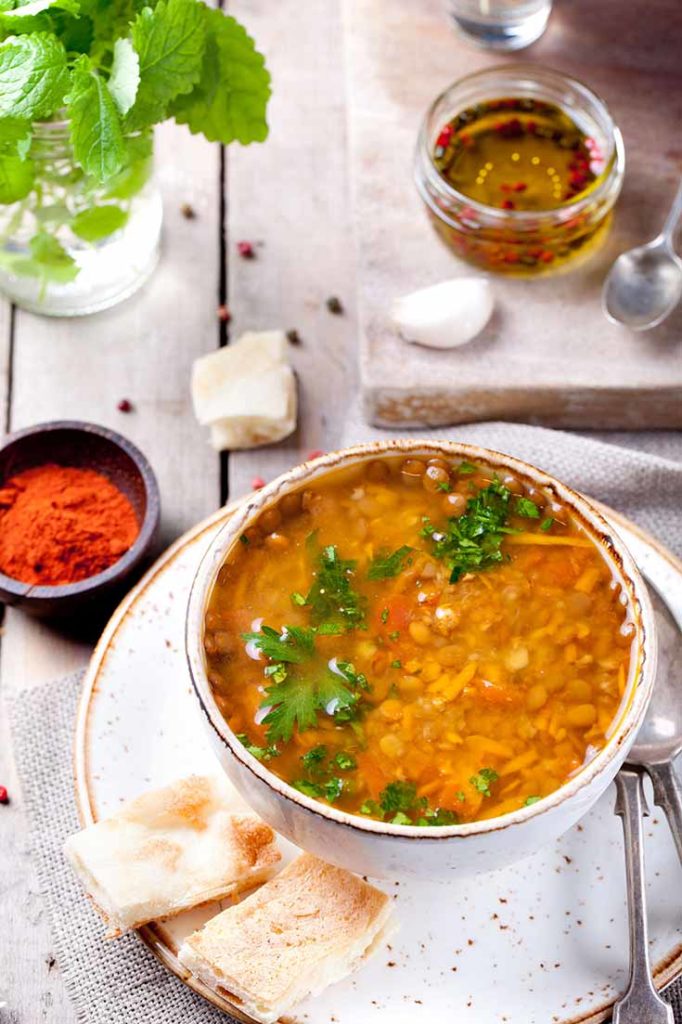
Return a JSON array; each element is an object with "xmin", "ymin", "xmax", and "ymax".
[
  {"xmin": 186, "ymin": 440, "xmax": 656, "ymax": 840},
  {"xmin": 0, "ymin": 419, "xmax": 160, "ymax": 599}
]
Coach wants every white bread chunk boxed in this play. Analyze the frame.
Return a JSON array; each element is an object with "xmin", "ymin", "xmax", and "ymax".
[
  {"xmin": 178, "ymin": 852, "xmax": 393, "ymax": 1023},
  {"xmin": 191, "ymin": 331, "xmax": 297, "ymax": 450},
  {"xmin": 64, "ymin": 775, "xmax": 281, "ymax": 938}
]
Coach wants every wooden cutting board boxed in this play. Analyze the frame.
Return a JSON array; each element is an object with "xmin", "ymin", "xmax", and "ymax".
[{"xmin": 347, "ymin": 0, "xmax": 682, "ymax": 428}]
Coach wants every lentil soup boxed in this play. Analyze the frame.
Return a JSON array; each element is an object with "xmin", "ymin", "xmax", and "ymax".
[{"xmin": 204, "ymin": 454, "xmax": 634, "ymax": 828}]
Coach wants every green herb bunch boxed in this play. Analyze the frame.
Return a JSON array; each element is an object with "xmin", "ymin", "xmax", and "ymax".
[{"xmin": 0, "ymin": 0, "xmax": 270, "ymax": 281}]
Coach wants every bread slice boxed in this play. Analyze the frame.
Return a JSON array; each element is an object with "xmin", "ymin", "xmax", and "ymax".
[
  {"xmin": 178, "ymin": 852, "xmax": 393, "ymax": 1023},
  {"xmin": 64, "ymin": 775, "xmax": 281, "ymax": 938}
]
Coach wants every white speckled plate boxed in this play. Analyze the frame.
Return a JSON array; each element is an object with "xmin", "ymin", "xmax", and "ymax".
[{"xmin": 74, "ymin": 501, "xmax": 682, "ymax": 1024}]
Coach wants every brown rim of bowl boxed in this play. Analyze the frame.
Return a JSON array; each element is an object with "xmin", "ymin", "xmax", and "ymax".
[
  {"xmin": 0, "ymin": 420, "xmax": 160, "ymax": 599},
  {"xmin": 186, "ymin": 440, "xmax": 656, "ymax": 840}
]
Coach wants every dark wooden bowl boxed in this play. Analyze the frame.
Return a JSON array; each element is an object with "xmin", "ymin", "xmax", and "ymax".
[{"xmin": 0, "ymin": 421, "xmax": 160, "ymax": 618}]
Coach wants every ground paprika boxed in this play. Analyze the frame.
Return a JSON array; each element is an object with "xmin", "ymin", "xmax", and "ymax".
[{"xmin": 0, "ymin": 463, "xmax": 139, "ymax": 586}]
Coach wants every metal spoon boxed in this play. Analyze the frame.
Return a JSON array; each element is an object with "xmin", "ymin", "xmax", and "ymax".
[
  {"xmin": 603, "ymin": 180, "xmax": 682, "ymax": 331},
  {"xmin": 611, "ymin": 584, "xmax": 682, "ymax": 1024},
  {"xmin": 628, "ymin": 583, "xmax": 682, "ymax": 865}
]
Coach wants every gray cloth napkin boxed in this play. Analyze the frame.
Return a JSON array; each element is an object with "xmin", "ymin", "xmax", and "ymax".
[
  {"xmin": 7, "ymin": 421, "xmax": 682, "ymax": 1023},
  {"xmin": 8, "ymin": 671, "xmax": 237, "ymax": 1024}
]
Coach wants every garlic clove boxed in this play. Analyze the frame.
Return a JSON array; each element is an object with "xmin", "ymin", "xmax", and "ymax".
[{"xmin": 390, "ymin": 278, "xmax": 494, "ymax": 349}]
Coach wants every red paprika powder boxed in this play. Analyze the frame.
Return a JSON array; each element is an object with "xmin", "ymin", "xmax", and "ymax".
[{"xmin": 0, "ymin": 463, "xmax": 140, "ymax": 586}]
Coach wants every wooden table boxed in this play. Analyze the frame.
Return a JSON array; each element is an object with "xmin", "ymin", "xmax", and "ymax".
[
  {"xmin": 0, "ymin": 3, "xmax": 355, "ymax": 1017},
  {"xmin": 0, "ymin": 0, "xmax": 678, "ymax": 1019}
]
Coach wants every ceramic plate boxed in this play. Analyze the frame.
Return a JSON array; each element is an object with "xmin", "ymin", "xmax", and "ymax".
[{"xmin": 73, "ymin": 501, "xmax": 682, "ymax": 1024}]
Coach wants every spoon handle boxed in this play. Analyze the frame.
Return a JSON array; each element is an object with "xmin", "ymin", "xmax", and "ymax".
[
  {"xmin": 612, "ymin": 769, "xmax": 673, "ymax": 1024},
  {"xmin": 646, "ymin": 760, "xmax": 682, "ymax": 868},
  {"xmin": 662, "ymin": 179, "xmax": 682, "ymax": 245}
]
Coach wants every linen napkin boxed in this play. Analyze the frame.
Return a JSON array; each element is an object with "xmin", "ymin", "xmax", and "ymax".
[{"xmin": 7, "ymin": 420, "xmax": 682, "ymax": 1024}]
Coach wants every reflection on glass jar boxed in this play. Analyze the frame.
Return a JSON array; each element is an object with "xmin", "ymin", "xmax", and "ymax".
[
  {"xmin": 447, "ymin": 0, "xmax": 553, "ymax": 52},
  {"xmin": 415, "ymin": 66, "xmax": 625, "ymax": 277},
  {"xmin": 0, "ymin": 119, "xmax": 162, "ymax": 316}
]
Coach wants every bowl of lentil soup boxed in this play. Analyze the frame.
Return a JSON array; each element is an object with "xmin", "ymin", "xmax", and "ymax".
[{"xmin": 187, "ymin": 442, "xmax": 655, "ymax": 879}]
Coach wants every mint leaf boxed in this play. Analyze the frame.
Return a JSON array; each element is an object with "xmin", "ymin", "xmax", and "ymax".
[
  {"xmin": 0, "ymin": 117, "xmax": 31, "ymax": 158},
  {"xmin": 107, "ymin": 37, "xmax": 139, "ymax": 116},
  {"xmin": 67, "ymin": 55, "xmax": 126, "ymax": 182},
  {"xmin": 0, "ymin": 150, "xmax": 33, "ymax": 201},
  {"xmin": 1, "ymin": 0, "xmax": 79, "ymax": 16},
  {"xmin": 71, "ymin": 203, "xmax": 128, "ymax": 242},
  {"xmin": 0, "ymin": 33, "xmax": 69, "ymax": 120},
  {"xmin": 7, "ymin": 231, "xmax": 79, "ymax": 284},
  {"xmin": 125, "ymin": 0, "xmax": 206, "ymax": 132},
  {"xmin": 172, "ymin": 6, "xmax": 270, "ymax": 145}
]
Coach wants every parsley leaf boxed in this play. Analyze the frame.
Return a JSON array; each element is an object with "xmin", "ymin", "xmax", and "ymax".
[
  {"xmin": 261, "ymin": 668, "xmax": 358, "ymax": 744},
  {"xmin": 242, "ymin": 624, "xmax": 316, "ymax": 664},
  {"xmin": 235, "ymin": 732, "xmax": 278, "ymax": 762},
  {"xmin": 457, "ymin": 460, "xmax": 477, "ymax": 475},
  {"xmin": 540, "ymin": 517, "xmax": 554, "ymax": 532},
  {"xmin": 305, "ymin": 545, "xmax": 366, "ymax": 629},
  {"xmin": 0, "ymin": 32, "xmax": 69, "ymax": 120},
  {"xmin": 470, "ymin": 767, "xmax": 499, "ymax": 797},
  {"xmin": 290, "ymin": 591, "xmax": 306, "ymax": 607},
  {"xmin": 171, "ymin": 6, "xmax": 270, "ymax": 144},
  {"xmin": 423, "ymin": 480, "xmax": 515, "ymax": 584},
  {"xmin": 380, "ymin": 781, "xmax": 420, "ymax": 815},
  {"xmin": 516, "ymin": 496, "xmax": 540, "ymax": 519},
  {"xmin": 367, "ymin": 545, "xmax": 413, "ymax": 581},
  {"xmin": 67, "ymin": 54, "xmax": 126, "ymax": 181},
  {"xmin": 436, "ymin": 481, "xmax": 452, "ymax": 492},
  {"xmin": 293, "ymin": 777, "xmax": 343, "ymax": 803},
  {"xmin": 380, "ymin": 607, "xmax": 389, "ymax": 624},
  {"xmin": 333, "ymin": 751, "xmax": 357, "ymax": 771},
  {"xmin": 524, "ymin": 795, "xmax": 541, "ymax": 806},
  {"xmin": 390, "ymin": 659, "xmax": 402, "ymax": 669},
  {"xmin": 125, "ymin": 0, "xmax": 206, "ymax": 132},
  {"xmin": 301, "ymin": 744, "xmax": 327, "ymax": 771}
]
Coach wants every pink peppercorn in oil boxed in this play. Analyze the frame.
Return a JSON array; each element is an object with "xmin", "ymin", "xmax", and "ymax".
[{"xmin": 416, "ymin": 68, "xmax": 625, "ymax": 276}]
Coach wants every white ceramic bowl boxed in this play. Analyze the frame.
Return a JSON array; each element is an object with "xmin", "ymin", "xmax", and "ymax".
[{"xmin": 186, "ymin": 441, "xmax": 656, "ymax": 880}]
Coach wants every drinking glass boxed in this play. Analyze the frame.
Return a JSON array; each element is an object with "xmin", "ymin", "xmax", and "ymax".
[{"xmin": 448, "ymin": 0, "xmax": 553, "ymax": 50}]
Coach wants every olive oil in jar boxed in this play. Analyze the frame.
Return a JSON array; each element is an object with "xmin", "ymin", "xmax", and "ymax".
[
  {"xmin": 434, "ymin": 98, "xmax": 600, "ymax": 212},
  {"xmin": 426, "ymin": 97, "xmax": 614, "ymax": 275}
]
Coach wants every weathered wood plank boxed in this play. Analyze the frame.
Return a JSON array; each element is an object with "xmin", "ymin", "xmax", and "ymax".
[
  {"xmin": 348, "ymin": 0, "xmax": 682, "ymax": 428},
  {"xmin": 0, "ymin": 121, "xmax": 222, "ymax": 1023},
  {"xmin": 226, "ymin": 0, "xmax": 356, "ymax": 498}
]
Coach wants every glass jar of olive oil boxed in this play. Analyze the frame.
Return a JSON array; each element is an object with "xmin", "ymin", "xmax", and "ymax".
[{"xmin": 415, "ymin": 66, "xmax": 625, "ymax": 275}]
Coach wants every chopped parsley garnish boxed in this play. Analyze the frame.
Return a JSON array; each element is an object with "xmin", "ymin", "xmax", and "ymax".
[
  {"xmin": 540, "ymin": 517, "xmax": 554, "ymax": 532},
  {"xmin": 247, "ymin": 629, "xmax": 373, "ymax": 744},
  {"xmin": 235, "ymin": 733, "xmax": 279, "ymax": 762},
  {"xmin": 261, "ymin": 669, "xmax": 360, "ymax": 743},
  {"xmin": 436, "ymin": 481, "xmax": 452, "ymax": 492},
  {"xmin": 301, "ymin": 745, "xmax": 327, "ymax": 771},
  {"xmin": 290, "ymin": 591, "xmax": 307, "ymax": 606},
  {"xmin": 293, "ymin": 777, "xmax": 344, "ymax": 803},
  {"xmin": 516, "ymin": 496, "xmax": 540, "ymax": 518},
  {"xmin": 388, "ymin": 630, "xmax": 400, "ymax": 641},
  {"xmin": 333, "ymin": 751, "xmax": 357, "ymax": 771},
  {"xmin": 380, "ymin": 607, "xmax": 389, "ymax": 624},
  {"xmin": 470, "ymin": 767, "xmax": 499, "ymax": 797},
  {"xmin": 239, "ymin": 533, "xmax": 250, "ymax": 545},
  {"xmin": 380, "ymin": 781, "xmax": 421, "ymax": 815},
  {"xmin": 367, "ymin": 545, "xmax": 413, "ymax": 580},
  {"xmin": 390, "ymin": 659, "xmax": 402, "ymax": 669},
  {"xmin": 361, "ymin": 781, "xmax": 458, "ymax": 826},
  {"xmin": 305, "ymin": 545, "xmax": 366, "ymax": 629},
  {"xmin": 335, "ymin": 661, "xmax": 370, "ymax": 691},
  {"xmin": 525, "ymin": 795, "xmax": 541, "ymax": 806},
  {"xmin": 242, "ymin": 624, "xmax": 316, "ymax": 663},
  {"xmin": 422, "ymin": 480, "xmax": 516, "ymax": 584},
  {"xmin": 458, "ymin": 461, "xmax": 477, "ymax": 475}
]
